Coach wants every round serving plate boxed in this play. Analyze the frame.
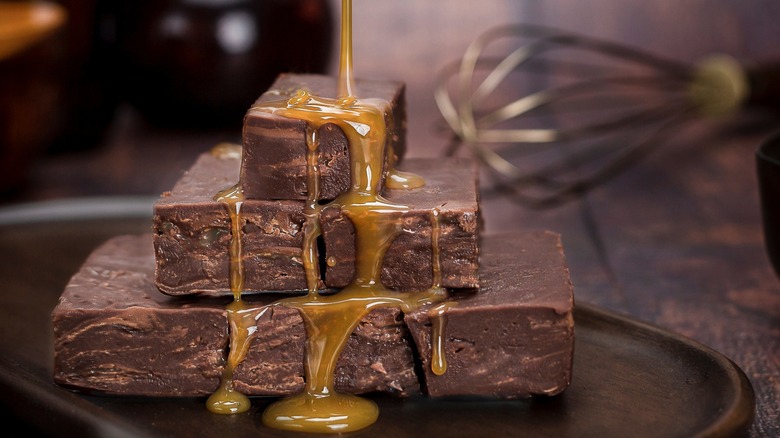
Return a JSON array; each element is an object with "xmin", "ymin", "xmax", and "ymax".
[{"xmin": 0, "ymin": 197, "xmax": 754, "ymax": 437}]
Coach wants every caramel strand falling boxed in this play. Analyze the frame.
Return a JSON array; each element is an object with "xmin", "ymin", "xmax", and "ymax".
[{"xmin": 337, "ymin": 0, "xmax": 355, "ymax": 99}]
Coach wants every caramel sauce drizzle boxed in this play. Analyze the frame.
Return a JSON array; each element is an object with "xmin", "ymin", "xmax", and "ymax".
[
  {"xmin": 426, "ymin": 207, "xmax": 454, "ymax": 377},
  {"xmin": 385, "ymin": 130, "xmax": 426, "ymax": 190},
  {"xmin": 302, "ymin": 125, "xmax": 323, "ymax": 292},
  {"xmin": 429, "ymin": 301, "xmax": 457, "ymax": 377},
  {"xmin": 206, "ymin": 183, "xmax": 256, "ymax": 415},
  {"xmin": 207, "ymin": 0, "xmax": 453, "ymax": 432}
]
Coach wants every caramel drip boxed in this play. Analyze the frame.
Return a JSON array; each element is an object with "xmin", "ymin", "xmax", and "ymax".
[
  {"xmin": 207, "ymin": 183, "xmax": 255, "ymax": 414},
  {"xmin": 430, "ymin": 208, "xmax": 442, "ymax": 288},
  {"xmin": 385, "ymin": 113, "xmax": 425, "ymax": 190},
  {"xmin": 302, "ymin": 126, "xmax": 323, "ymax": 292},
  {"xmin": 427, "ymin": 208, "xmax": 452, "ymax": 376},
  {"xmin": 429, "ymin": 301, "xmax": 457, "ymax": 376},
  {"xmin": 207, "ymin": 303, "xmax": 272, "ymax": 414},
  {"xmin": 214, "ymin": 184, "xmax": 245, "ymax": 303},
  {"xmin": 386, "ymin": 168, "xmax": 426, "ymax": 190}
]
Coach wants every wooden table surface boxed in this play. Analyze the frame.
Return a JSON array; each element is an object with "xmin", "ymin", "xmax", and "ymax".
[{"xmin": 2, "ymin": 1, "xmax": 779, "ymax": 436}]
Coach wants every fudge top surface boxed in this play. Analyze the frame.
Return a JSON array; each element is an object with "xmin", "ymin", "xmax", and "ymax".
[
  {"xmin": 445, "ymin": 230, "xmax": 574, "ymax": 315},
  {"xmin": 382, "ymin": 157, "xmax": 478, "ymax": 212},
  {"xmin": 156, "ymin": 150, "xmax": 243, "ymax": 207},
  {"xmin": 53, "ymin": 235, "xmax": 258, "ymax": 312},
  {"xmin": 54, "ymin": 231, "xmax": 571, "ymax": 314},
  {"xmin": 248, "ymin": 73, "xmax": 404, "ymax": 115}
]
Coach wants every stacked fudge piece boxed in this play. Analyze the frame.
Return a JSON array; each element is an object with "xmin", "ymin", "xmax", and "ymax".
[{"xmin": 52, "ymin": 74, "xmax": 575, "ymax": 399}]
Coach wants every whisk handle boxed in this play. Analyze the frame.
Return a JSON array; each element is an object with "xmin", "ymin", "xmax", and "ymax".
[{"xmin": 747, "ymin": 61, "xmax": 780, "ymax": 108}]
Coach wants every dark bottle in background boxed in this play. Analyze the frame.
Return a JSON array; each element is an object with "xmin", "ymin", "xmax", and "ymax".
[
  {"xmin": 114, "ymin": 0, "xmax": 335, "ymax": 129},
  {"xmin": 0, "ymin": 0, "xmax": 334, "ymax": 196},
  {"xmin": 49, "ymin": 0, "xmax": 122, "ymax": 153},
  {"xmin": 0, "ymin": 0, "xmax": 118, "ymax": 193}
]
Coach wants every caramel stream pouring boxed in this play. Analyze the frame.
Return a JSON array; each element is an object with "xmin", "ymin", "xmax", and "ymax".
[{"xmin": 205, "ymin": 1, "xmax": 454, "ymax": 433}]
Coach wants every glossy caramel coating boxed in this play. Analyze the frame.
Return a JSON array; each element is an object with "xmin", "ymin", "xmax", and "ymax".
[{"xmin": 209, "ymin": 0, "xmax": 452, "ymax": 432}]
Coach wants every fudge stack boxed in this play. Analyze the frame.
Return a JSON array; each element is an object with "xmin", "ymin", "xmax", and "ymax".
[{"xmin": 52, "ymin": 74, "xmax": 575, "ymax": 399}]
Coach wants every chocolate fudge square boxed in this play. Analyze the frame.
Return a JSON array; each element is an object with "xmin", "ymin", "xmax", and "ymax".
[
  {"xmin": 241, "ymin": 73, "xmax": 407, "ymax": 201},
  {"xmin": 52, "ymin": 234, "xmax": 420, "ymax": 397},
  {"xmin": 406, "ymin": 230, "xmax": 574, "ymax": 398},
  {"xmin": 153, "ymin": 151, "xmax": 479, "ymax": 295},
  {"xmin": 153, "ymin": 148, "xmax": 312, "ymax": 295}
]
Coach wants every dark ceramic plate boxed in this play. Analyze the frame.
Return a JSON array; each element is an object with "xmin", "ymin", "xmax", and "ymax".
[{"xmin": 0, "ymin": 198, "xmax": 755, "ymax": 437}]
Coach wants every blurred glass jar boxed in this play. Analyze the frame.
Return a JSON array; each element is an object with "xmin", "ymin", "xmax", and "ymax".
[
  {"xmin": 50, "ymin": 0, "xmax": 122, "ymax": 153},
  {"xmin": 1, "ymin": 0, "xmax": 122, "ymax": 194},
  {"xmin": 0, "ymin": 1, "xmax": 67, "ymax": 194},
  {"xmin": 115, "ymin": 0, "xmax": 334, "ymax": 128}
]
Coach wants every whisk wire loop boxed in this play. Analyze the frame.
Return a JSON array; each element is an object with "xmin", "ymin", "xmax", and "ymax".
[{"xmin": 435, "ymin": 23, "xmax": 728, "ymax": 208}]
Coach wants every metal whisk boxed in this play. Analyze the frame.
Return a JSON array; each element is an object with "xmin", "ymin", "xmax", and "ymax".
[{"xmin": 435, "ymin": 23, "xmax": 780, "ymax": 208}]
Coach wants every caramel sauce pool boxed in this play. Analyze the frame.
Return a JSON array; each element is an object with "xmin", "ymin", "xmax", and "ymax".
[{"xmin": 207, "ymin": 0, "xmax": 451, "ymax": 432}]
